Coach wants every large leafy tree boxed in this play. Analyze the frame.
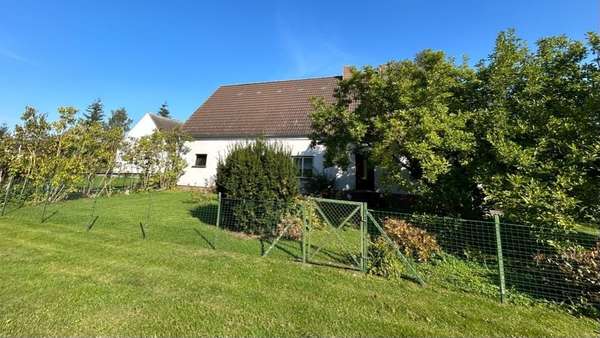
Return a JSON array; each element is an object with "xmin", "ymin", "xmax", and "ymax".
[
  {"xmin": 311, "ymin": 50, "xmax": 480, "ymax": 217},
  {"xmin": 310, "ymin": 30, "xmax": 600, "ymax": 237},
  {"xmin": 83, "ymin": 98, "xmax": 105, "ymax": 125},
  {"xmin": 473, "ymin": 30, "xmax": 600, "ymax": 234}
]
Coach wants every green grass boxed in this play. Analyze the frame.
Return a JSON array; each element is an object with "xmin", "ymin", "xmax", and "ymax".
[{"xmin": 0, "ymin": 191, "xmax": 597, "ymax": 336}]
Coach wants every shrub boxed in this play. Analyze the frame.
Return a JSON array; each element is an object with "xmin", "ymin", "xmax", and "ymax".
[
  {"xmin": 534, "ymin": 242, "xmax": 600, "ymax": 314},
  {"xmin": 216, "ymin": 139, "xmax": 299, "ymax": 236},
  {"xmin": 383, "ymin": 217, "xmax": 441, "ymax": 262},
  {"xmin": 274, "ymin": 197, "xmax": 326, "ymax": 240},
  {"xmin": 303, "ymin": 172, "xmax": 336, "ymax": 197},
  {"xmin": 367, "ymin": 237, "xmax": 406, "ymax": 278},
  {"xmin": 275, "ymin": 213, "xmax": 303, "ymax": 240}
]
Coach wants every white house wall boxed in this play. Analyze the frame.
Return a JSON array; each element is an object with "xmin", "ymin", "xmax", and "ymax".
[
  {"xmin": 127, "ymin": 113, "xmax": 158, "ymax": 138},
  {"xmin": 178, "ymin": 137, "xmax": 355, "ymax": 190}
]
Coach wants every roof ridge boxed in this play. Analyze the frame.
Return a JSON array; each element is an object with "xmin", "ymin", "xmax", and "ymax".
[
  {"xmin": 219, "ymin": 75, "xmax": 341, "ymax": 88},
  {"xmin": 148, "ymin": 113, "xmax": 181, "ymax": 123}
]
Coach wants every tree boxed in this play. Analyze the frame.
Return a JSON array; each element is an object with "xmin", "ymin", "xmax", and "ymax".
[
  {"xmin": 121, "ymin": 128, "xmax": 189, "ymax": 190},
  {"xmin": 108, "ymin": 107, "xmax": 133, "ymax": 132},
  {"xmin": 83, "ymin": 98, "xmax": 105, "ymax": 125},
  {"xmin": 472, "ymin": 30, "xmax": 600, "ymax": 237},
  {"xmin": 157, "ymin": 101, "xmax": 171, "ymax": 118},
  {"xmin": 310, "ymin": 51, "xmax": 480, "ymax": 217},
  {"xmin": 0, "ymin": 123, "xmax": 11, "ymax": 184}
]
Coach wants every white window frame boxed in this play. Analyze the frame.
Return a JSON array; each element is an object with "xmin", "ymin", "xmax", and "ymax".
[{"xmin": 292, "ymin": 156, "xmax": 314, "ymax": 178}]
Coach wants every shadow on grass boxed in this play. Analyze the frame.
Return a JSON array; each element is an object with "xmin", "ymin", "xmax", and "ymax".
[
  {"xmin": 41, "ymin": 210, "xmax": 59, "ymax": 223},
  {"xmin": 190, "ymin": 204, "xmax": 218, "ymax": 226},
  {"xmin": 193, "ymin": 228, "xmax": 215, "ymax": 250},
  {"xmin": 260, "ymin": 238, "xmax": 302, "ymax": 260}
]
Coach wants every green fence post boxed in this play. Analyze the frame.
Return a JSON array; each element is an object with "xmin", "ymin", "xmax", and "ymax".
[
  {"xmin": 214, "ymin": 192, "xmax": 222, "ymax": 249},
  {"xmin": 360, "ymin": 202, "xmax": 368, "ymax": 273},
  {"xmin": 301, "ymin": 202, "xmax": 307, "ymax": 264},
  {"xmin": 494, "ymin": 214, "xmax": 506, "ymax": 303},
  {"xmin": 216, "ymin": 192, "xmax": 222, "ymax": 229}
]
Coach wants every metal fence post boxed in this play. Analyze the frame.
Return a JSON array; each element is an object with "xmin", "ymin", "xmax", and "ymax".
[
  {"xmin": 494, "ymin": 214, "xmax": 506, "ymax": 303},
  {"xmin": 301, "ymin": 202, "xmax": 307, "ymax": 264},
  {"xmin": 360, "ymin": 202, "xmax": 368, "ymax": 273},
  {"xmin": 216, "ymin": 192, "xmax": 222, "ymax": 229},
  {"xmin": 214, "ymin": 192, "xmax": 222, "ymax": 249}
]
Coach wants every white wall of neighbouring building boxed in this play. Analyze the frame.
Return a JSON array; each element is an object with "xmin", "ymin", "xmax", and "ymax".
[
  {"xmin": 127, "ymin": 113, "xmax": 158, "ymax": 138},
  {"xmin": 177, "ymin": 137, "xmax": 356, "ymax": 190}
]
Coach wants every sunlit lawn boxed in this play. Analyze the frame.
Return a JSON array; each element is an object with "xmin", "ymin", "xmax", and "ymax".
[{"xmin": 0, "ymin": 191, "xmax": 597, "ymax": 336}]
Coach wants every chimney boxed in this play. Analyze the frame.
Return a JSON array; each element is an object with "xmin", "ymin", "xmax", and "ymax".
[{"xmin": 342, "ymin": 65, "xmax": 353, "ymax": 80}]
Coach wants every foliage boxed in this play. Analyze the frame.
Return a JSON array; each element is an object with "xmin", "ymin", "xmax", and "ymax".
[
  {"xmin": 421, "ymin": 253, "xmax": 535, "ymax": 306},
  {"xmin": 310, "ymin": 30, "xmax": 600, "ymax": 241},
  {"xmin": 274, "ymin": 197, "xmax": 327, "ymax": 240},
  {"xmin": 0, "ymin": 123, "xmax": 11, "ymax": 182},
  {"xmin": 367, "ymin": 236, "xmax": 406, "ymax": 278},
  {"xmin": 108, "ymin": 107, "xmax": 133, "ymax": 132},
  {"xmin": 275, "ymin": 213, "xmax": 303, "ymax": 240},
  {"xmin": 0, "ymin": 102, "xmax": 184, "ymax": 204},
  {"xmin": 472, "ymin": 31, "xmax": 600, "ymax": 238},
  {"xmin": 534, "ymin": 242, "xmax": 600, "ymax": 315},
  {"xmin": 310, "ymin": 51, "xmax": 480, "ymax": 218},
  {"xmin": 302, "ymin": 172, "xmax": 336, "ymax": 197},
  {"xmin": 121, "ymin": 128, "xmax": 190, "ymax": 190},
  {"xmin": 83, "ymin": 98, "xmax": 105, "ymax": 125},
  {"xmin": 157, "ymin": 101, "xmax": 171, "ymax": 118},
  {"xmin": 216, "ymin": 139, "xmax": 299, "ymax": 236},
  {"xmin": 383, "ymin": 217, "xmax": 441, "ymax": 262}
]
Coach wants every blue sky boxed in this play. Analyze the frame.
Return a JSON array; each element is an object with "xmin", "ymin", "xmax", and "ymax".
[{"xmin": 0, "ymin": 0, "xmax": 598, "ymax": 127}]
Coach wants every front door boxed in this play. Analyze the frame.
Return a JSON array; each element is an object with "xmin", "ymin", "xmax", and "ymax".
[{"xmin": 355, "ymin": 152, "xmax": 375, "ymax": 191}]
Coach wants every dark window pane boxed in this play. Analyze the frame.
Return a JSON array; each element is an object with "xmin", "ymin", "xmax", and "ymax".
[{"xmin": 195, "ymin": 154, "xmax": 207, "ymax": 168}]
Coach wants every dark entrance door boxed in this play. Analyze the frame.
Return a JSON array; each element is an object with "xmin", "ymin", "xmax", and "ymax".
[{"xmin": 355, "ymin": 152, "xmax": 375, "ymax": 191}]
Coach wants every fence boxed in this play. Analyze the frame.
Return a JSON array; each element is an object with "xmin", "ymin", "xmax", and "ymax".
[
  {"xmin": 212, "ymin": 194, "xmax": 599, "ymax": 313},
  {"xmin": 2, "ymin": 185, "xmax": 597, "ymax": 314}
]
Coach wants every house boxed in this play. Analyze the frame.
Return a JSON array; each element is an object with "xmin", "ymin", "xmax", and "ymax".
[
  {"xmin": 178, "ymin": 67, "xmax": 379, "ymax": 191},
  {"xmin": 117, "ymin": 113, "xmax": 182, "ymax": 174},
  {"xmin": 127, "ymin": 113, "xmax": 182, "ymax": 139}
]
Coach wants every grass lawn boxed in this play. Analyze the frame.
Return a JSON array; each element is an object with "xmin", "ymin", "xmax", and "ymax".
[{"xmin": 0, "ymin": 191, "xmax": 597, "ymax": 336}]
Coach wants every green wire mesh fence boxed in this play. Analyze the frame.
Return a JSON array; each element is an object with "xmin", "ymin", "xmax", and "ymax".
[
  {"xmin": 367, "ymin": 209, "xmax": 599, "ymax": 312},
  {"xmin": 2, "ymin": 182, "xmax": 598, "ymax": 314}
]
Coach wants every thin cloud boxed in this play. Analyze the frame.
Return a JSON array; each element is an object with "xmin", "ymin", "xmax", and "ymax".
[
  {"xmin": 0, "ymin": 48, "xmax": 33, "ymax": 65},
  {"xmin": 276, "ymin": 13, "xmax": 353, "ymax": 77}
]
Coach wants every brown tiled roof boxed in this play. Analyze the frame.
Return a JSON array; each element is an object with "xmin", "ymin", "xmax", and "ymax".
[
  {"xmin": 149, "ymin": 114, "xmax": 181, "ymax": 132},
  {"xmin": 182, "ymin": 76, "xmax": 340, "ymax": 138}
]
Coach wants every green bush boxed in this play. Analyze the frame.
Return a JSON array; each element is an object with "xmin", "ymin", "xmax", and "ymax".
[
  {"xmin": 367, "ymin": 237, "xmax": 406, "ymax": 278},
  {"xmin": 534, "ymin": 242, "xmax": 600, "ymax": 316},
  {"xmin": 216, "ymin": 139, "xmax": 299, "ymax": 236}
]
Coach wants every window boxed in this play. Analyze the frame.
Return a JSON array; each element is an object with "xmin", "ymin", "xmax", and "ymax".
[
  {"xmin": 293, "ymin": 156, "xmax": 313, "ymax": 178},
  {"xmin": 194, "ymin": 154, "xmax": 207, "ymax": 168}
]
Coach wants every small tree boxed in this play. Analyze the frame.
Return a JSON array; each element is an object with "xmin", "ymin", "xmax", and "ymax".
[
  {"xmin": 108, "ymin": 107, "xmax": 133, "ymax": 132},
  {"xmin": 121, "ymin": 128, "xmax": 189, "ymax": 190},
  {"xmin": 157, "ymin": 102, "xmax": 171, "ymax": 118},
  {"xmin": 0, "ymin": 124, "xmax": 11, "ymax": 184},
  {"xmin": 83, "ymin": 98, "xmax": 105, "ymax": 125},
  {"xmin": 216, "ymin": 139, "xmax": 299, "ymax": 236}
]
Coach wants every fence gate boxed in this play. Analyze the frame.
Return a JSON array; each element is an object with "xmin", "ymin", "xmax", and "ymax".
[{"xmin": 303, "ymin": 197, "xmax": 368, "ymax": 271}]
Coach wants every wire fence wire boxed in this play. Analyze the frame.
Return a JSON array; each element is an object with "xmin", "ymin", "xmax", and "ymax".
[
  {"xmin": 305, "ymin": 198, "xmax": 364, "ymax": 271},
  {"xmin": 3, "ymin": 181, "xmax": 598, "ymax": 314},
  {"xmin": 367, "ymin": 209, "xmax": 599, "ymax": 311}
]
